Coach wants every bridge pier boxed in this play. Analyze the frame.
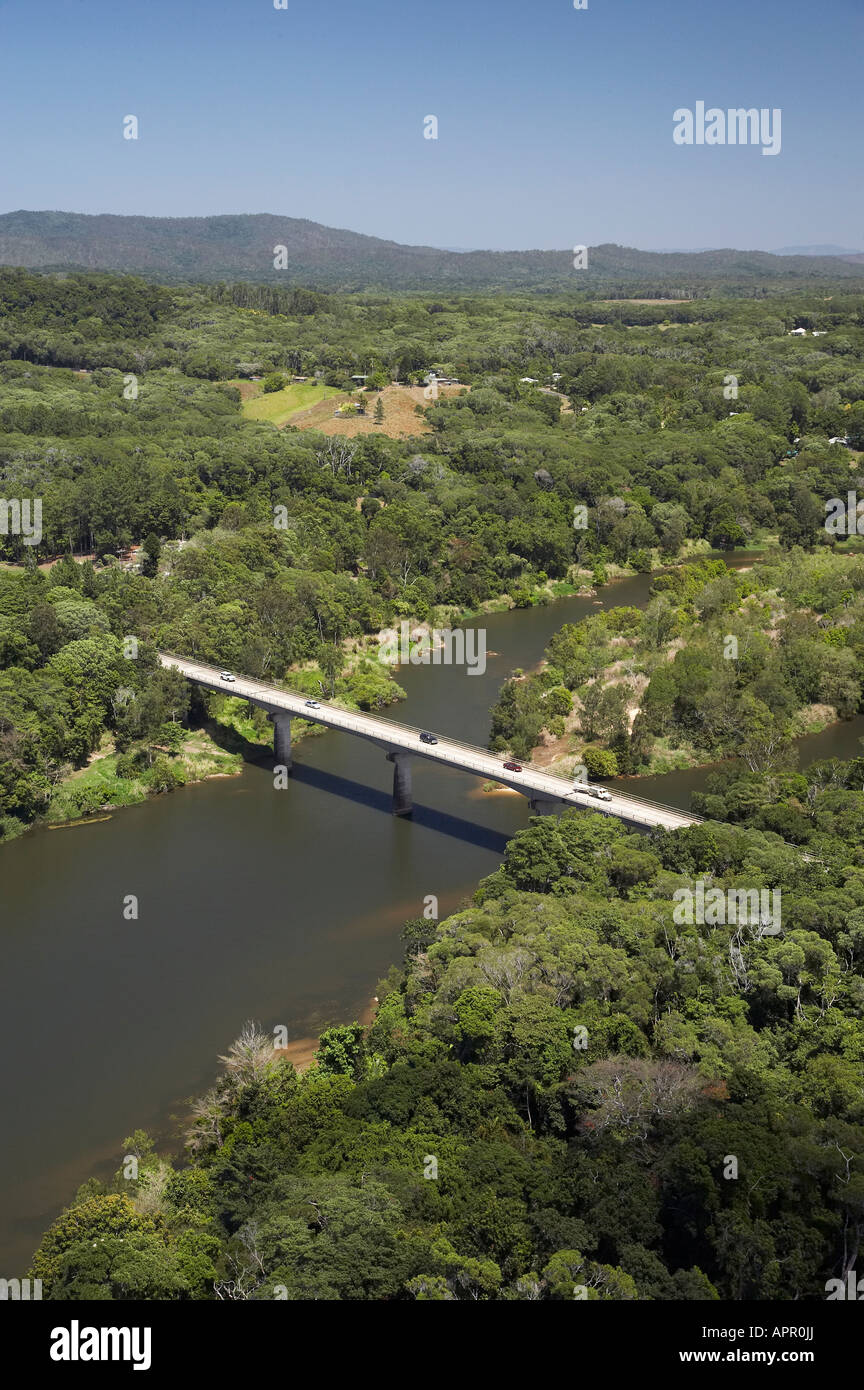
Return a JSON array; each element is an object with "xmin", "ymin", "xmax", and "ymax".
[
  {"xmin": 268, "ymin": 711, "xmax": 292, "ymax": 771},
  {"xmin": 387, "ymin": 750, "xmax": 413, "ymax": 816},
  {"xmin": 160, "ymin": 654, "xmax": 700, "ymax": 831}
]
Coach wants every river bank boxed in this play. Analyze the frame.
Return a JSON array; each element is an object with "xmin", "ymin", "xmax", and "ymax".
[
  {"xmin": 12, "ymin": 550, "xmax": 781, "ymax": 841},
  {"xmin": 1, "ymin": 545, "xmax": 777, "ymax": 847},
  {"xmin": 5, "ymin": 565, "xmax": 861, "ymax": 1273}
]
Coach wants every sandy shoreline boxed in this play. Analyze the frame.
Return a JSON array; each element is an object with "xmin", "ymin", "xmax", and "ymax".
[{"xmin": 274, "ymin": 995, "xmax": 379, "ymax": 1073}]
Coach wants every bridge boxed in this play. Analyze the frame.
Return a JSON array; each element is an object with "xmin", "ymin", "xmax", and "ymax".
[{"xmin": 159, "ymin": 653, "xmax": 701, "ymax": 831}]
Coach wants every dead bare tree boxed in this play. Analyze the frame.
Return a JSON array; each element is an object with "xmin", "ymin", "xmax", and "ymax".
[
  {"xmin": 478, "ymin": 948, "xmax": 535, "ymax": 1004},
  {"xmin": 316, "ymin": 437, "xmax": 359, "ymax": 479},
  {"xmin": 218, "ymin": 1020, "xmax": 278, "ymax": 1085},
  {"xmin": 186, "ymin": 1088, "xmax": 225, "ymax": 1154},
  {"xmin": 575, "ymin": 1057, "xmax": 703, "ymax": 1140}
]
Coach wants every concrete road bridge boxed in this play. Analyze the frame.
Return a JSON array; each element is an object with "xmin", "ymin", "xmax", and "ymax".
[{"xmin": 159, "ymin": 653, "xmax": 701, "ymax": 831}]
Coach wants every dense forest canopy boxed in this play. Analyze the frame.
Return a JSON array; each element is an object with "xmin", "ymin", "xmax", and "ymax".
[
  {"xmin": 29, "ymin": 765, "xmax": 864, "ymax": 1300},
  {"xmin": 489, "ymin": 551, "xmax": 864, "ymax": 776},
  {"xmin": 2, "ymin": 267, "xmax": 863, "ymax": 1303},
  {"xmin": 1, "ymin": 268, "xmax": 863, "ymax": 838}
]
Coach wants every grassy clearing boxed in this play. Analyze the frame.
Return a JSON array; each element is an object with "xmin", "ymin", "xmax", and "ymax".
[
  {"xmin": 294, "ymin": 383, "xmax": 467, "ymax": 439},
  {"xmin": 47, "ymin": 751, "xmax": 148, "ymax": 822},
  {"xmin": 235, "ymin": 380, "xmax": 343, "ymax": 427}
]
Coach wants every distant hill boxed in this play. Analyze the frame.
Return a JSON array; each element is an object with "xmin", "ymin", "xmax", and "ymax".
[
  {"xmin": 1, "ymin": 211, "xmax": 863, "ymax": 291},
  {"xmin": 772, "ymin": 244, "xmax": 863, "ymax": 257}
]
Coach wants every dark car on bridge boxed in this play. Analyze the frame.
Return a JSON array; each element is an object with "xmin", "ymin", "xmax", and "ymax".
[
  {"xmin": 503, "ymin": 761, "xmax": 523, "ymax": 772},
  {"xmin": 419, "ymin": 731, "xmax": 438, "ymax": 744}
]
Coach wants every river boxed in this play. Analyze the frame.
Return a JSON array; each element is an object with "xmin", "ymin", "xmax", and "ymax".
[{"xmin": 1, "ymin": 570, "xmax": 862, "ymax": 1273}]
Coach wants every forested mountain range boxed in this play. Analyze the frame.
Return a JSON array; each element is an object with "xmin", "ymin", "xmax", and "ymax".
[{"xmin": 2, "ymin": 210, "xmax": 864, "ymax": 292}]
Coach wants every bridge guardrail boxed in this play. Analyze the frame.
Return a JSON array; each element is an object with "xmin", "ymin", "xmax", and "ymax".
[{"xmin": 160, "ymin": 652, "xmax": 701, "ymax": 824}]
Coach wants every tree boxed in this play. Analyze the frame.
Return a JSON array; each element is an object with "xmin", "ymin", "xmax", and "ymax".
[
  {"xmin": 140, "ymin": 532, "xmax": 161, "ymax": 578},
  {"xmin": 316, "ymin": 641, "xmax": 342, "ymax": 697},
  {"xmin": 28, "ymin": 602, "xmax": 62, "ymax": 658},
  {"xmin": 400, "ymin": 915, "xmax": 440, "ymax": 959},
  {"xmin": 315, "ymin": 1023, "xmax": 365, "ymax": 1079},
  {"xmin": 652, "ymin": 502, "xmax": 690, "ymax": 556},
  {"xmin": 708, "ymin": 505, "xmax": 748, "ymax": 551},
  {"xmin": 579, "ymin": 681, "xmax": 630, "ymax": 743},
  {"xmin": 374, "ymin": 397, "xmax": 385, "ymax": 425},
  {"xmin": 453, "ymin": 986, "xmax": 503, "ymax": 1058},
  {"xmin": 30, "ymin": 1194, "xmax": 158, "ymax": 1290},
  {"xmin": 584, "ymin": 746, "xmax": 618, "ymax": 778}
]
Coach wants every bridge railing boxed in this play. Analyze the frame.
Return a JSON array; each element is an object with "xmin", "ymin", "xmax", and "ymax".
[
  {"xmin": 326, "ymin": 704, "xmax": 702, "ymax": 822},
  {"xmin": 160, "ymin": 652, "xmax": 701, "ymax": 823}
]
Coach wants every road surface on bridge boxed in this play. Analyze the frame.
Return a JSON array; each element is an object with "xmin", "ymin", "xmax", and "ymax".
[{"xmin": 159, "ymin": 653, "xmax": 701, "ymax": 831}]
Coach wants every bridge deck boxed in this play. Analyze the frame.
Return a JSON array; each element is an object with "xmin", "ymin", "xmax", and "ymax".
[{"xmin": 159, "ymin": 653, "xmax": 700, "ymax": 831}]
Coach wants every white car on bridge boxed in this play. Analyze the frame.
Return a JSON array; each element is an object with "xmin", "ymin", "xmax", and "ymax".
[{"xmin": 159, "ymin": 651, "xmax": 701, "ymax": 831}]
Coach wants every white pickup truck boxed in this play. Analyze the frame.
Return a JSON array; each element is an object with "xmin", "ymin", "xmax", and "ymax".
[{"xmin": 570, "ymin": 783, "xmax": 613, "ymax": 802}]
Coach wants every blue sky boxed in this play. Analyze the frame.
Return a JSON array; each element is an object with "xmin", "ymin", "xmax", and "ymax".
[{"xmin": 1, "ymin": 0, "xmax": 861, "ymax": 251}]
